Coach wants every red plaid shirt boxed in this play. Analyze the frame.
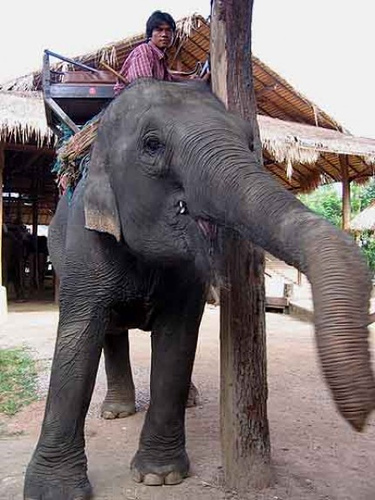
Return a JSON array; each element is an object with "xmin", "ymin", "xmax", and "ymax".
[{"xmin": 114, "ymin": 41, "xmax": 174, "ymax": 95}]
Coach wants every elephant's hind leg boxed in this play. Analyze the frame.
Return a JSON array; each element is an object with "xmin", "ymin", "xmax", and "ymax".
[{"xmin": 101, "ymin": 329, "xmax": 136, "ymax": 419}]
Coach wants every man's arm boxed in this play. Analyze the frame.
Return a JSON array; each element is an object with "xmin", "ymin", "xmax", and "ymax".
[{"xmin": 126, "ymin": 45, "xmax": 154, "ymax": 82}]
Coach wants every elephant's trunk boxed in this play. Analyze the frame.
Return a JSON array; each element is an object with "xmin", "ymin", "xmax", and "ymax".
[{"xmin": 186, "ymin": 144, "xmax": 375, "ymax": 431}]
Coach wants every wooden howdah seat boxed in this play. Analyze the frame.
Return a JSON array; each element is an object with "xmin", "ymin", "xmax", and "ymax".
[
  {"xmin": 42, "ymin": 50, "xmax": 116, "ymax": 135},
  {"xmin": 61, "ymin": 71, "xmax": 117, "ymax": 85}
]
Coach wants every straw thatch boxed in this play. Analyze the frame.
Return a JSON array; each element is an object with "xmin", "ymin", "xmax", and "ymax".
[
  {"xmin": 350, "ymin": 201, "xmax": 375, "ymax": 232},
  {"xmin": 259, "ymin": 116, "xmax": 375, "ymax": 164},
  {"xmin": 259, "ymin": 116, "xmax": 375, "ymax": 190},
  {"xmin": 0, "ymin": 91, "xmax": 56, "ymax": 146}
]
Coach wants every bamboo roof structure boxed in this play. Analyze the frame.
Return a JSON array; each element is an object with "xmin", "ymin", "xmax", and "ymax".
[{"xmin": 350, "ymin": 201, "xmax": 375, "ymax": 232}]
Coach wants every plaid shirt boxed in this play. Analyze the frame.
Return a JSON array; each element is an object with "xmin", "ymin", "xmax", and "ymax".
[{"xmin": 114, "ymin": 41, "xmax": 173, "ymax": 95}]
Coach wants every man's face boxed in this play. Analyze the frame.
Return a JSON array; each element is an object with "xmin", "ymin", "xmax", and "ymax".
[{"xmin": 151, "ymin": 22, "xmax": 174, "ymax": 50}]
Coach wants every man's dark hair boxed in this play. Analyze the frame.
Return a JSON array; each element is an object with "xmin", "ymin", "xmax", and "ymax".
[{"xmin": 146, "ymin": 11, "xmax": 176, "ymax": 39}]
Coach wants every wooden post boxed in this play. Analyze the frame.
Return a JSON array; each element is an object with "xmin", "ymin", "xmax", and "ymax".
[
  {"xmin": 211, "ymin": 0, "xmax": 272, "ymax": 493},
  {"xmin": 340, "ymin": 156, "xmax": 351, "ymax": 232},
  {"xmin": 0, "ymin": 144, "xmax": 4, "ymax": 284},
  {"xmin": 0, "ymin": 143, "xmax": 8, "ymax": 322},
  {"xmin": 32, "ymin": 165, "xmax": 40, "ymax": 290}
]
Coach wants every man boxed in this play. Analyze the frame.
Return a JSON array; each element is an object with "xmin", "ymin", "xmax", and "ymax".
[{"xmin": 114, "ymin": 11, "xmax": 178, "ymax": 95}]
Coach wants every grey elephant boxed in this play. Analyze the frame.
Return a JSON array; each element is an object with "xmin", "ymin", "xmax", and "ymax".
[
  {"xmin": 24, "ymin": 79, "xmax": 375, "ymax": 499},
  {"xmin": 2, "ymin": 224, "xmax": 33, "ymax": 300}
]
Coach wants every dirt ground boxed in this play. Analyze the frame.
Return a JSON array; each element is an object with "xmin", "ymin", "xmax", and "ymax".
[{"xmin": 1, "ymin": 302, "xmax": 375, "ymax": 500}]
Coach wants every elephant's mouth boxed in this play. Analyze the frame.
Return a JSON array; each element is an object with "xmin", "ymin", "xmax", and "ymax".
[{"xmin": 197, "ymin": 218, "xmax": 218, "ymax": 241}]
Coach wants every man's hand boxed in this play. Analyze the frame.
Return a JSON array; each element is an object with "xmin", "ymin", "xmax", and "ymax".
[{"xmin": 189, "ymin": 70, "xmax": 211, "ymax": 81}]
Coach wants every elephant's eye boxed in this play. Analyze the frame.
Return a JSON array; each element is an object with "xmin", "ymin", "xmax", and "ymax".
[
  {"xmin": 140, "ymin": 131, "xmax": 168, "ymax": 176},
  {"xmin": 143, "ymin": 135, "xmax": 165, "ymax": 156}
]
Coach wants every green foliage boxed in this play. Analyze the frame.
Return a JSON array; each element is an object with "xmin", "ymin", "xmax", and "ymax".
[
  {"xmin": 359, "ymin": 231, "xmax": 375, "ymax": 272},
  {"xmin": 299, "ymin": 184, "xmax": 342, "ymax": 227},
  {"xmin": 0, "ymin": 347, "xmax": 38, "ymax": 415},
  {"xmin": 350, "ymin": 180, "xmax": 375, "ymax": 215},
  {"xmin": 298, "ymin": 178, "xmax": 375, "ymax": 272},
  {"xmin": 360, "ymin": 179, "xmax": 375, "ymax": 210}
]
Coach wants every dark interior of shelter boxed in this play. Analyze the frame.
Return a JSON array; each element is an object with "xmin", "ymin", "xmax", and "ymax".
[{"xmin": 2, "ymin": 144, "xmax": 57, "ymax": 302}]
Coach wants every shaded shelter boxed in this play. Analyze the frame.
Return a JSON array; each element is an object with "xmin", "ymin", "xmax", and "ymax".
[{"xmin": 0, "ymin": 91, "xmax": 57, "ymax": 304}]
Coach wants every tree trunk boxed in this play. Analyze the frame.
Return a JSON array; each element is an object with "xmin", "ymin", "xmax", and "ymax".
[
  {"xmin": 211, "ymin": 0, "xmax": 272, "ymax": 492},
  {"xmin": 340, "ymin": 156, "xmax": 351, "ymax": 232}
]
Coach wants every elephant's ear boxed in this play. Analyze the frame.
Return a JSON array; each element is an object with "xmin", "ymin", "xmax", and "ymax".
[{"xmin": 84, "ymin": 142, "xmax": 121, "ymax": 242}]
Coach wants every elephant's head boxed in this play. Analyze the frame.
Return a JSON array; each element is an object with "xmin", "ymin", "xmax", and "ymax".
[{"xmin": 85, "ymin": 78, "xmax": 375, "ymax": 431}]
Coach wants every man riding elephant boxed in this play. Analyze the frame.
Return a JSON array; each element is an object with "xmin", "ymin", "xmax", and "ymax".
[{"xmin": 114, "ymin": 10, "xmax": 209, "ymax": 95}]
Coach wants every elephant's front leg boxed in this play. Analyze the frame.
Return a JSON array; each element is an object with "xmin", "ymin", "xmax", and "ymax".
[
  {"xmin": 131, "ymin": 292, "xmax": 205, "ymax": 486},
  {"xmin": 24, "ymin": 307, "xmax": 107, "ymax": 500},
  {"xmin": 101, "ymin": 329, "xmax": 136, "ymax": 419}
]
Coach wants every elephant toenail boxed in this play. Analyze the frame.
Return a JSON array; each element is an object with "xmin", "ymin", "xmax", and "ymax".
[
  {"xmin": 164, "ymin": 471, "xmax": 184, "ymax": 485},
  {"xmin": 144, "ymin": 473, "xmax": 164, "ymax": 486},
  {"xmin": 131, "ymin": 468, "xmax": 142, "ymax": 483},
  {"xmin": 101, "ymin": 411, "xmax": 116, "ymax": 419},
  {"xmin": 118, "ymin": 410, "xmax": 135, "ymax": 418}
]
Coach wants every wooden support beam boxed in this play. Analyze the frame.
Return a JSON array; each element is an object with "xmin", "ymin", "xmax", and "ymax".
[
  {"xmin": 340, "ymin": 155, "xmax": 351, "ymax": 231},
  {"xmin": 32, "ymin": 165, "xmax": 40, "ymax": 290},
  {"xmin": 211, "ymin": 0, "xmax": 271, "ymax": 493},
  {"xmin": 4, "ymin": 143, "xmax": 55, "ymax": 155}
]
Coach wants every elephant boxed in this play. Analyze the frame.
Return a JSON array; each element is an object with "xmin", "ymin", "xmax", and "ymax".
[
  {"xmin": 2, "ymin": 223, "xmax": 34, "ymax": 300},
  {"xmin": 24, "ymin": 79, "xmax": 375, "ymax": 499},
  {"xmin": 2, "ymin": 225, "xmax": 24, "ymax": 298}
]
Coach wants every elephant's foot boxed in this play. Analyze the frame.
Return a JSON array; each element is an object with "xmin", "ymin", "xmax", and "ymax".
[
  {"xmin": 24, "ymin": 455, "xmax": 91, "ymax": 500},
  {"xmin": 24, "ymin": 478, "xmax": 91, "ymax": 500},
  {"xmin": 130, "ymin": 449, "xmax": 189, "ymax": 486},
  {"xmin": 186, "ymin": 381, "xmax": 200, "ymax": 408},
  {"xmin": 101, "ymin": 396, "xmax": 136, "ymax": 419}
]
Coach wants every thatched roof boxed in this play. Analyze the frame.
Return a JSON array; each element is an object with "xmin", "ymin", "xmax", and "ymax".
[
  {"xmin": 1, "ymin": 14, "xmax": 374, "ymax": 194},
  {"xmin": 350, "ymin": 201, "xmax": 375, "ymax": 232},
  {"xmin": 0, "ymin": 91, "xmax": 55, "ymax": 147},
  {"xmin": 258, "ymin": 116, "xmax": 375, "ymax": 191}
]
